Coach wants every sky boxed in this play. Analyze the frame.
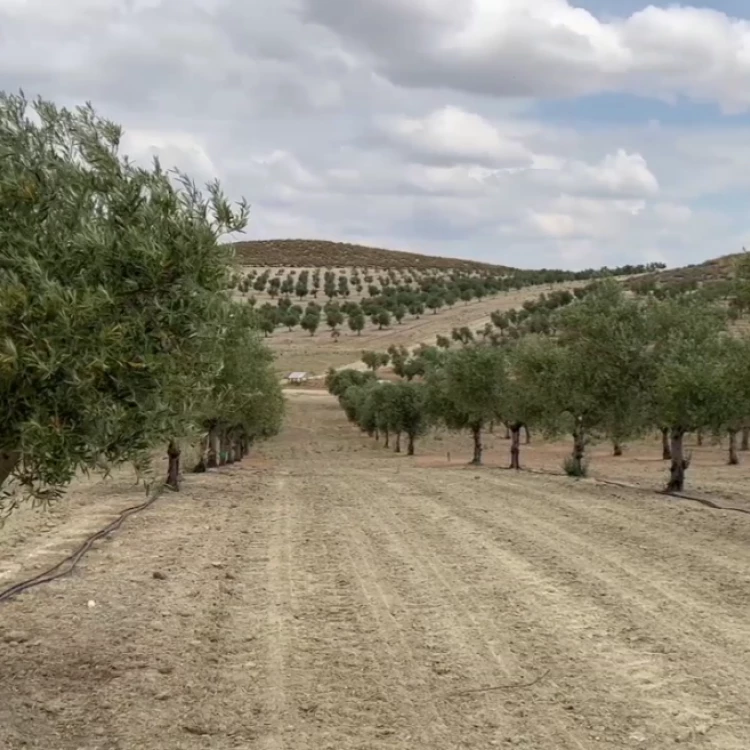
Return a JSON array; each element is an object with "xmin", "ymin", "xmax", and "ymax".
[{"xmin": 2, "ymin": 1, "xmax": 750, "ymax": 269}]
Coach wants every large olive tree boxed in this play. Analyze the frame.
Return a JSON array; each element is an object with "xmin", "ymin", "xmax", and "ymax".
[{"xmin": 0, "ymin": 92, "xmax": 250, "ymax": 510}]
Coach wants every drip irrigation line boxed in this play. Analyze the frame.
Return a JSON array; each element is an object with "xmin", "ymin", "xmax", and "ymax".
[
  {"xmin": 0, "ymin": 482, "xmax": 166, "ymax": 604},
  {"xmin": 512, "ymin": 467, "xmax": 750, "ymax": 516}
]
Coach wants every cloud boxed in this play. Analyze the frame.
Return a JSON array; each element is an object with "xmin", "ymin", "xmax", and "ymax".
[
  {"xmin": 0, "ymin": 0, "xmax": 748, "ymax": 270},
  {"xmin": 122, "ymin": 129, "xmax": 217, "ymax": 181},
  {"xmin": 300, "ymin": 0, "xmax": 750, "ymax": 112},
  {"xmin": 531, "ymin": 149, "xmax": 660, "ymax": 198},
  {"xmin": 376, "ymin": 106, "xmax": 532, "ymax": 167}
]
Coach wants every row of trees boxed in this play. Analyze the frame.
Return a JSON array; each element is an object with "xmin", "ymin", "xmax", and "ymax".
[
  {"xmin": 326, "ymin": 370, "xmax": 428, "ymax": 455},
  {"xmin": 0, "ymin": 93, "xmax": 283, "ymax": 517},
  {"xmin": 236, "ymin": 261, "xmax": 666, "ymax": 300},
  {"xmin": 332, "ymin": 279, "xmax": 750, "ymax": 493},
  {"xmin": 250, "ymin": 271, "xmax": 627, "ymax": 341}
]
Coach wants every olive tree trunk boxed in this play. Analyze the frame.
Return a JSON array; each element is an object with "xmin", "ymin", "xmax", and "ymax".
[
  {"xmin": 612, "ymin": 439, "xmax": 623, "ymax": 457},
  {"xmin": 696, "ymin": 428, "xmax": 704, "ymax": 447},
  {"xmin": 661, "ymin": 427, "xmax": 671, "ymax": 460},
  {"xmin": 0, "ymin": 450, "xmax": 19, "ymax": 490},
  {"xmin": 666, "ymin": 428, "xmax": 688, "ymax": 493},
  {"xmin": 394, "ymin": 432, "xmax": 401, "ymax": 453},
  {"xmin": 509, "ymin": 424, "xmax": 522, "ymax": 470},
  {"xmin": 728, "ymin": 429, "xmax": 739, "ymax": 465},
  {"xmin": 470, "ymin": 424, "xmax": 483, "ymax": 465},
  {"xmin": 207, "ymin": 428, "xmax": 219, "ymax": 468},
  {"xmin": 383, "ymin": 428, "xmax": 390, "ymax": 449},
  {"xmin": 166, "ymin": 440, "xmax": 181, "ymax": 491},
  {"xmin": 227, "ymin": 434, "xmax": 239, "ymax": 464},
  {"xmin": 571, "ymin": 418, "xmax": 585, "ymax": 475},
  {"xmin": 193, "ymin": 435, "xmax": 208, "ymax": 473},
  {"xmin": 407, "ymin": 433, "xmax": 415, "ymax": 456},
  {"xmin": 524, "ymin": 425, "xmax": 531, "ymax": 445},
  {"xmin": 742, "ymin": 426, "xmax": 749, "ymax": 451}
]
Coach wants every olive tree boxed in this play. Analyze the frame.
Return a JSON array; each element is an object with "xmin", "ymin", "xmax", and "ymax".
[
  {"xmin": 504, "ymin": 337, "xmax": 558, "ymax": 470},
  {"xmin": 0, "ymin": 92, "xmax": 249, "ymax": 511},
  {"xmin": 390, "ymin": 382, "xmax": 430, "ymax": 455},
  {"xmin": 426, "ymin": 345, "xmax": 505, "ymax": 465},
  {"xmin": 553, "ymin": 281, "xmax": 652, "ymax": 471},
  {"xmin": 190, "ymin": 304, "xmax": 283, "ymax": 483},
  {"xmin": 348, "ymin": 309, "xmax": 366, "ymax": 335},
  {"xmin": 361, "ymin": 350, "xmax": 389, "ymax": 372},
  {"xmin": 710, "ymin": 336, "xmax": 750, "ymax": 465},
  {"xmin": 645, "ymin": 297, "xmax": 728, "ymax": 492},
  {"xmin": 300, "ymin": 311, "xmax": 320, "ymax": 336}
]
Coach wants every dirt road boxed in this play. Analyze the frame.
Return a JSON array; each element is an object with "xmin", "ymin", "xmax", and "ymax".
[{"xmin": 2, "ymin": 394, "xmax": 750, "ymax": 749}]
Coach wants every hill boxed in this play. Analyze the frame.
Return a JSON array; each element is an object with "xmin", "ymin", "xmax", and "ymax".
[
  {"xmin": 231, "ymin": 239, "xmax": 512, "ymax": 272},
  {"xmin": 627, "ymin": 252, "xmax": 743, "ymax": 292}
]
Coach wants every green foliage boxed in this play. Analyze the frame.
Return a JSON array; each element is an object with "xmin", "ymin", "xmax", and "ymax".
[
  {"xmin": 505, "ymin": 336, "xmax": 559, "ymax": 434},
  {"xmin": 326, "ymin": 307, "xmax": 345, "ymax": 331},
  {"xmin": 427, "ymin": 346, "xmax": 505, "ymax": 431},
  {"xmin": 391, "ymin": 382, "xmax": 430, "ymax": 454},
  {"xmin": 326, "ymin": 368, "xmax": 377, "ymax": 398},
  {"xmin": 361, "ymin": 350, "xmax": 389, "ymax": 372},
  {"xmin": 554, "ymin": 280, "xmax": 652, "ymax": 444},
  {"xmin": 372, "ymin": 308, "xmax": 391, "ymax": 329},
  {"xmin": 646, "ymin": 297, "xmax": 730, "ymax": 433},
  {"xmin": 336, "ymin": 380, "xmax": 430, "ymax": 455},
  {"xmin": 199, "ymin": 304, "xmax": 283, "ymax": 445},
  {"xmin": 300, "ymin": 311, "xmax": 320, "ymax": 336},
  {"xmin": 0, "ymin": 92, "xmax": 281, "ymax": 510},
  {"xmin": 348, "ymin": 308, "xmax": 365, "ymax": 335}
]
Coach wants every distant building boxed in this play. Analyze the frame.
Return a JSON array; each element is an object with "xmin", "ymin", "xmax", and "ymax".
[{"xmin": 286, "ymin": 371, "xmax": 309, "ymax": 385}]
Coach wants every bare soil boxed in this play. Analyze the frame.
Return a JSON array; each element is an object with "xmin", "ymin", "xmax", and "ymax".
[{"xmin": 2, "ymin": 393, "xmax": 750, "ymax": 749}]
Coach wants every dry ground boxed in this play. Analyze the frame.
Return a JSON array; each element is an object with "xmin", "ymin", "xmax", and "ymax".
[{"xmin": 2, "ymin": 392, "xmax": 750, "ymax": 749}]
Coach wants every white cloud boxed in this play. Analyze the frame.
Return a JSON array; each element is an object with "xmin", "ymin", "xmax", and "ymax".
[
  {"xmin": 302, "ymin": 0, "xmax": 750, "ymax": 112},
  {"xmin": 653, "ymin": 202, "xmax": 693, "ymax": 224},
  {"xmin": 377, "ymin": 106, "xmax": 532, "ymax": 167},
  {"xmin": 122, "ymin": 129, "xmax": 217, "ymax": 180},
  {"xmin": 0, "ymin": 0, "xmax": 747, "ymax": 269},
  {"xmin": 531, "ymin": 149, "xmax": 659, "ymax": 198}
]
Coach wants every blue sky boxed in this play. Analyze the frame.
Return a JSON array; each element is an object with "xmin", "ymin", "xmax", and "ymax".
[{"xmin": 2, "ymin": 0, "xmax": 750, "ymax": 269}]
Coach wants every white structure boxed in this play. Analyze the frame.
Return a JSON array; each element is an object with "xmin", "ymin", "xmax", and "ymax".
[{"xmin": 286, "ymin": 371, "xmax": 309, "ymax": 385}]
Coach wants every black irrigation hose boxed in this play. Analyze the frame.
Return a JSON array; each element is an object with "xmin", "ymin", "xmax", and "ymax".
[
  {"xmin": 0, "ymin": 482, "xmax": 166, "ymax": 605},
  {"xmin": 516, "ymin": 467, "xmax": 750, "ymax": 516},
  {"xmin": 595, "ymin": 478, "xmax": 750, "ymax": 516}
]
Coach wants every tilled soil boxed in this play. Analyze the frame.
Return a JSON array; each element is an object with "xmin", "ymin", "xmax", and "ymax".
[{"xmin": 1, "ymin": 395, "xmax": 749, "ymax": 749}]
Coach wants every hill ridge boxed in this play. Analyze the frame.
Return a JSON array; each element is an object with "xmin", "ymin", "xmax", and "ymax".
[{"xmin": 231, "ymin": 239, "xmax": 511, "ymax": 272}]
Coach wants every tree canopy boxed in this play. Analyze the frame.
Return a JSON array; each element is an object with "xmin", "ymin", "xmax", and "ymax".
[{"xmin": 0, "ymin": 92, "xmax": 282, "ymax": 512}]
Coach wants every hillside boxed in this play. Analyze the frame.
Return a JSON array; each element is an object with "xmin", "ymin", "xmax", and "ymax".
[
  {"xmin": 627, "ymin": 252, "xmax": 743, "ymax": 291},
  {"xmin": 232, "ymin": 239, "xmax": 512, "ymax": 272}
]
